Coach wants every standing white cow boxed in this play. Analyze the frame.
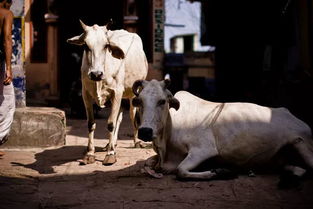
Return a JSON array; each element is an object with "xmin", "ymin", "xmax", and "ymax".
[
  {"xmin": 132, "ymin": 79, "xmax": 313, "ymax": 183},
  {"xmin": 67, "ymin": 20, "xmax": 148, "ymax": 165}
]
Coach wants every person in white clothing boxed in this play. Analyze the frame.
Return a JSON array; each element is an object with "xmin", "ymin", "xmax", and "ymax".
[{"xmin": 0, "ymin": 0, "xmax": 14, "ymax": 157}]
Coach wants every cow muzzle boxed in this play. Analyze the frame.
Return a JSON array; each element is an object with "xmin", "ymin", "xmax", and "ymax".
[
  {"xmin": 138, "ymin": 127, "xmax": 153, "ymax": 142},
  {"xmin": 89, "ymin": 71, "xmax": 103, "ymax": 81}
]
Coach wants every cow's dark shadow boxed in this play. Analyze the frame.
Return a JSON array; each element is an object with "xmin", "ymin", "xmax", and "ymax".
[
  {"xmin": 1, "ymin": 159, "xmax": 156, "ymax": 209},
  {"xmin": 9, "ymin": 145, "xmax": 147, "ymax": 175},
  {"xmin": 3, "ymin": 158, "xmax": 313, "ymax": 209},
  {"xmin": 10, "ymin": 146, "xmax": 97, "ymax": 174}
]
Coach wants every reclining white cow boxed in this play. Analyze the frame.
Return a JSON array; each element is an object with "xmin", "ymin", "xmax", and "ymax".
[
  {"xmin": 132, "ymin": 79, "xmax": 313, "ymax": 183},
  {"xmin": 67, "ymin": 20, "xmax": 148, "ymax": 165}
]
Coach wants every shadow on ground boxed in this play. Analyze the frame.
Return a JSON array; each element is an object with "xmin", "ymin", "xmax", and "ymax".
[
  {"xmin": 10, "ymin": 146, "xmax": 87, "ymax": 174},
  {"xmin": 2, "ymin": 157, "xmax": 313, "ymax": 209}
]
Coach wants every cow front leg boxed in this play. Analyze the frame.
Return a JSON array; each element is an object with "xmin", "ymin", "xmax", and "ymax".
[
  {"xmin": 103, "ymin": 91, "xmax": 123, "ymax": 165},
  {"xmin": 177, "ymin": 148, "xmax": 235, "ymax": 180},
  {"xmin": 80, "ymin": 92, "xmax": 96, "ymax": 165},
  {"xmin": 176, "ymin": 149, "xmax": 217, "ymax": 180},
  {"xmin": 155, "ymin": 147, "xmax": 165, "ymax": 171},
  {"xmin": 104, "ymin": 109, "xmax": 122, "ymax": 151},
  {"xmin": 177, "ymin": 152, "xmax": 236, "ymax": 180},
  {"xmin": 161, "ymin": 162, "xmax": 178, "ymax": 174}
]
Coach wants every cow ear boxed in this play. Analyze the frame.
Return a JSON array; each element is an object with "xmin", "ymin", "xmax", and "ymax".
[
  {"xmin": 169, "ymin": 97, "xmax": 180, "ymax": 111},
  {"xmin": 67, "ymin": 33, "xmax": 85, "ymax": 46},
  {"xmin": 108, "ymin": 43, "xmax": 125, "ymax": 59},
  {"xmin": 106, "ymin": 18, "xmax": 113, "ymax": 30},
  {"xmin": 132, "ymin": 97, "xmax": 142, "ymax": 107},
  {"xmin": 132, "ymin": 80, "xmax": 145, "ymax": 96}
]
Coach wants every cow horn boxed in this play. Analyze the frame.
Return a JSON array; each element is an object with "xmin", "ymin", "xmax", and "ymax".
[
  {"xmin": 165, "ymin": 89, "xmax": 180, "ymax": 110},
  {"xmin": 79, "ymin": 19, "xmax": 88, "ymax": 31},
  {"xmin": 162, "ymin": 79, "xmax": 171, "ymax": 90},
  {"xmin": 106, "ymin": 18, "xmax": 113, "ymax": 29},
  {"xmin": 132, "ymin": 80, "xmax": 144, "ymax": 96}
]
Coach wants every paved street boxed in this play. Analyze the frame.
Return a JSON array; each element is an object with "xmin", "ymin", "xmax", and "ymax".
[{"xmin": 1, "ymin": 110, "xmax": 313, "ymax": 209}]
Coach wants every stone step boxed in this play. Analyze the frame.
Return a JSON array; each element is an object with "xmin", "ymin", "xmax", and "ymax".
[{"xmin": 3, "ymin": 107, "xmax": 66, "ymax": 148}]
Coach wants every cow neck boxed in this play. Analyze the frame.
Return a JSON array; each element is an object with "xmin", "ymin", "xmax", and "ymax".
[{"xmin": 155, "ymin": 110, "xmax": 172, "ymax": 157}]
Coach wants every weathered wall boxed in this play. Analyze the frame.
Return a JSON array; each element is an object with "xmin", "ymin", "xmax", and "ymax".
[{"xmin": 11, "ymin": 0, "xmax": 26, "ymax": 107}]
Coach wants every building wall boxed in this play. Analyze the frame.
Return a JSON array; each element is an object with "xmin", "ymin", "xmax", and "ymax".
[
  {"xmin": 11, "ymin": 0, "xmax": 26, "ymax": 107},
  {"xmin": 124, "ymin": 0, "xmax": 165, "ymax": 80},
  {"xmin": 147, "ymin": 0, "xmax": 164, "ymax": 80},
  {"xmin": 24, "ymin": 0, "xmax": 59, "ymax": 105},
  {"xmin": 164, "ymin": 0, "xmax": 213, "ymax": 53}
]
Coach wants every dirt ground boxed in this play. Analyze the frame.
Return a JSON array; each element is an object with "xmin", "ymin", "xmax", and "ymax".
[{"xmin": 1, "ymin": 110, "xmax": 313, "ymax": 209}]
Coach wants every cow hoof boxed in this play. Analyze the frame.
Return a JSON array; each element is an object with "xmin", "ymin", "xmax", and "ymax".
[
  {"xmin": 141, "ymin": 166, "xmax": 163, "ymax": 179},
  {"xmin": 134, "ymin": 141, "xmax": 142, "ymax": 148},
  {"xmin": 103, "ymin": 154, "xmax": 117, "ymax": 166},
  {"xmin": 79, "ymin": 154, "xmax": 96, "ymax": 165},
  {"xmin": 278, "ymin": 171, "xmax": 301, "ymax": 190},
  {"xmin": 248, "ymin": 170, "xmax": 256, "ymax": 177}
]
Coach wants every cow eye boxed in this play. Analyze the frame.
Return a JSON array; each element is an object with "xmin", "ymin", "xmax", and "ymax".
[{"xmin": 157, "ymin": 99, "xmax": 166, "ymax": 106}]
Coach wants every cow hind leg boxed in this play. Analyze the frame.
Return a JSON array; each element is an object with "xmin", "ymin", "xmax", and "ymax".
[
  {"xmin": 113, "ymin": 110, "xmax": 123, "ymax": 148},
  {"xmin": 129, "ymin": 99, "xmax": 141, "ymax": 148}
]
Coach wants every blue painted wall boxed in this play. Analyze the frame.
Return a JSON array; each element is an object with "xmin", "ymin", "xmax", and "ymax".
[{"xmin": 11, "ymin": 1, "xmax": 25, "ymax": 107}]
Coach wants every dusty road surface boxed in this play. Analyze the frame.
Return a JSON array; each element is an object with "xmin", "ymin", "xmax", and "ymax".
[{"xmin": 1, "ymin": 110, "xmax": 313, "ymax": 209}]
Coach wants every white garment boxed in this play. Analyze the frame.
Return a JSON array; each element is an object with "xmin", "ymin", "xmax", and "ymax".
[{"xmin": 0, "ymin": 58, "xmax": 15, "ymax": 144}]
